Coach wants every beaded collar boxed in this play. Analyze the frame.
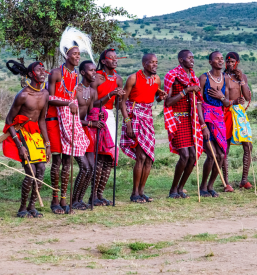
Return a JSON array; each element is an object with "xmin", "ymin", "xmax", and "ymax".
[
  {"xmin": 61, "ymin": 63, "xmax": 78, "ymax": 97},
  {"xmin": 139, "ymin": 70, "xmax": 156, "ymax": 86}
]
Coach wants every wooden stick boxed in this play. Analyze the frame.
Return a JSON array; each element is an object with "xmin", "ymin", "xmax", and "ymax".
[
  {"xmin": 113, "ymin": 97, "xmax": 119, "ymax": 207},
  {"xmin": 0, "ymin": 160, "xmax": 59, "ymax": 191},
  {"xmin": 91, "ymin": 100, "xmax": 102, "ymax": 210},
  {"xmin": 193, "ymin": 92, "xmax": 200, "ymax": 203},
  {"xmin": 26, "ymin": 157, "xmax": 44, "ymax": 207},
  {"xmin": 157, "ymin": 88, "xmax": 168, "ymax": 95},
  {"xmin": 69, "ymin": 114, "xmax": 75, "ymax": 214},
  {"xmin": 208, "ymin": 140, "xmax": 227, "ymax": 187}
]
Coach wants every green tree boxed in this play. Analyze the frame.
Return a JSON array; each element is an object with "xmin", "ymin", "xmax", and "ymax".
[{"xmin": 0, "ymin": 0, "xmax": 133, "ymax": 68}]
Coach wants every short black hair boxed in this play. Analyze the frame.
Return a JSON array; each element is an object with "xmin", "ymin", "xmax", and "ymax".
[
  {"xmin": 79, "ymin": 60, "xmax": 93, "ymax": 74},
  {"xmin": 226, "ymin": 52, "xmax": 240, "ymax": 61},
  {"xmin": 178, "ymin": 50, "xmax": 191, "ymax": 59},
  {"xmin": 209, "ymin": 51, "xmax": 221, "ymax": 61},
  {"xmin": 142, "ymin": 53, "xmax": 156, "ymax": 63}
]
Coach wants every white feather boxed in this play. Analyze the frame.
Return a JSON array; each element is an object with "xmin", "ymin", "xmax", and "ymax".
[{"xmin": 60, "ymin": 27, "xmax": 95, "ymax": 64}]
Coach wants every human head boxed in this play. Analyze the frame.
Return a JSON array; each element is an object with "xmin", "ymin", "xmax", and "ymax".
[
  {"xmin": 96, "ymin": 48, "xmax": 117, "ymax": 71},
  {"xmin": 209, "ymin": 51, "xmax": 224, "ymax": 70},
  {"xmin": 178, "ymin": 50, "xmax": 194, "ymax": 69},
  {"xmin": 6, "ymin": 60, "xmax": 46, "ymax": 84},
  {"xmin": 66, "ymin": 46, "xmax": 81, "ymax": 67},
  {"xmin": 142, "ymin": 53, "xmax": 158, "ymax": 75},
  {"xmin": 79, "ymin": 60, "xmax": 96, "ymax": 83},
  {"xmin": 226, "ymin": 52, "xmax": 240, "ymax": 72}
]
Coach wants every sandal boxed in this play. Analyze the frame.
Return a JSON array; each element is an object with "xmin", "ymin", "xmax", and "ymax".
[
  {"xmin": 130, "ymin": 195, "xmax": 146, "ymax": 203},
  {"xmin": 17, "ymin": 210, "xmax": 33, "ymax": 218},
  {"xmin": 72, "ymin": 202, "xmax": 87, "ymax": 210},
  {"xmin": 208, "ymin": 189, "xmax": 219, "ymax": 197},
  {"xmin": 200, "ymin": 190, "xmax": 211, "ymax": 197},
  {"xmin": 51, "ymin": 204, "xmax": 65, "ymax": 215},
  {"xmin": 101, "ymin": 198, "xmax": 113, "ymax": 206},
  {"xmin": 79, "ymin": 200, "xmax": 91, "ymax": 209},
  {"xmin": 141, "ymin": 194, "xmax": 153, "ymax": 202},
  {"xmin": 28, "ymin": 209, "xmax": 43, "ymax": 218},
  {"xmin": 168, "ymin": 193, "xmax": 181, "ymax": 199},
  {"xmin": 61, "ymin": 205, "xmax": 75, "ymax": 214},
  {"xmin": 240, "ymin": 182, "xmax": 253, "ymax": 189},
  {"xmin": 88, "ymin": 198, "xmax": 105, "ymax": 206},
  {"xmin": 178, "ymin": 192, "xmax": 190, "ymax": 199},
  {"xmin": 224, "ymin": 184, "xmax": 234, "ymax": 192}
]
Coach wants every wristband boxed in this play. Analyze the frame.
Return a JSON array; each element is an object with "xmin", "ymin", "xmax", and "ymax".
[
  {"xmin": 45, "ymin": 141, "xmax": 50, "ymax": 147},
  {"xmin": 220, "ymin": 96, "xmax": 225, "ymax": 101},
  {"xmin": 229, "ymin": 100, "xmax": 234, "ymax": 106},
  {"xmin": 68, "ymin": 101, "xmax": 73, "ymax": 107},
  {"xmin": 124, "ymin": 117, "xmax": 131, "ymax": 123},
  {"xmin": 12, "ymin": 135, "xmax": 18, "ymax": 140},
  {"xmin": 17, "ymin": 143, "xmax": 23, "ymax": 149},
  {"xmin": 201, "ymin": 123, "xmax": 207, "ymax": 130},
  {"xmin": 180, "ymin": 92, "xmax": 185, "ymax": 98},
  {"xmin": 182, "ymin": 89, "xmax": 186, "ymax": 96},
  {"xmin": 108, "ymin": 93, "xmax": 111, "ymax": 100}
]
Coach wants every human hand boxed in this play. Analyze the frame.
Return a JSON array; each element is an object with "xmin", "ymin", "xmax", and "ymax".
[
  {"xmin": 110, "ymin": 88, "xmax": 125, "ymax": 98},
  {"xmin": 92, "ymin": 121, "xmax": 105, "ymax": 129},
  {"xmin": 234, "ymin": 97, "xmax": 245, "ymax": 105},
  {"xmin": 98, "ymin": 112, "xmax": 105, "ymax": 121},
  {"xmin": 69, "ymin": 102, "xmax": 78, "ymax": 115},
  {"xmin": 233, "ymin": 69, "xmax": 243, "ymax": 81},
  {"xmin": 18, "ymin": 146, "xmax": 28, "ymax": 160},
  {"xmin": 46, "ymin": 147, "xmax": 51, "ymax": 163},
  {"xmin": 158, "ymin": 90, "xmax": 168, "ymax": 100},
  {"xmin": 185, "ymin": 86, "xmax": 201, "ymax": 93},
  {"xmin": 126, "ymin": 121, "xmax": 134, "ymax": 138},
  {"xmin": 202, "ymin": 127, "xmax": 210, "ymax": 141},
  {"xmin": 207, "ymin": 86, "xmax": 224, "ymax": 99}
]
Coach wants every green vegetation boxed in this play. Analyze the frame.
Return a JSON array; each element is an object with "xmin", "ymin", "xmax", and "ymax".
[{"xmin": 183, "ymin": 232, "xmax": 218, "ymax": 242}]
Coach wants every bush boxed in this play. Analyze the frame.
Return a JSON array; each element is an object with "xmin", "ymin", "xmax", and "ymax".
[{"xmin": 0, "ymin": 89, "xmax": 14, "ymax": 119}]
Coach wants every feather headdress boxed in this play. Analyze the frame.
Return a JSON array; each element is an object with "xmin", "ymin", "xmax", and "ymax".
[{"xmin": 60, "ymin": 27, "xmax": 95, "ymax": 64}]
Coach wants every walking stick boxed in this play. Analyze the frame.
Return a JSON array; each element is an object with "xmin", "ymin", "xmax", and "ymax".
[
  {"xmin": 26, "ymin": 157, "xmax": 44, "ymax": 207},
  {"xmin": 208, "ymin": 140, "xmax": 227, "ymax": 187},
  {"xmin": 193, "ymin": 92, "xmax": 200, "ymax": 203},
  {"xmin": 113, "ymin": 96, "xmax": 119, "ymax": 207},
  {"xmin": 91, "ymin": 100, "xmax": 102, "ymax": 210},
  {"xmin": 69, "ymin": 114, "xmax": 75, "ymax": 214}
]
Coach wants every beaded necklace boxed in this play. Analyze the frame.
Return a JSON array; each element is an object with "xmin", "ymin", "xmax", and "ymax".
[
  {"xmin": 140, "ymin": 70, "xmax": 155, "ymax": 86},
  {"xmin": 61, "ymin": 63, "xmax": 78, "ymax": 97},
  {"xmin": 26, "ymin": 81, "xmax": 45, "ymax": 92},
  {"xmin": 208, "ymin": 71, "xmax": 222, "ymax": 84},
  {"xmin": 102, "ymin": 70, "xmax": 117, "ymax": 81},
  {"xmin": 80, "ymin": 83, "xmax": 91, "ymax": 101},
  {"xmin": 227, "ymin": 73, "xmax": 241, "ymax": 84}
]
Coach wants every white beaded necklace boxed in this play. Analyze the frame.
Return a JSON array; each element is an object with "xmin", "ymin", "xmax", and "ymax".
[{"xmin": 208, "ymin": 71, "xmax": 222, "ymax": 84}]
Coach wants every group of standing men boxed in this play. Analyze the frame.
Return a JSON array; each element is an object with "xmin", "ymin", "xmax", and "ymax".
[{"xmin": 3, "ymin": 27, "xmax": 253, "ymax": 217}]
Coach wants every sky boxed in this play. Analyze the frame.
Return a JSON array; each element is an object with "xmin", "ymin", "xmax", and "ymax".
[{"xmin": 96, "ymin": 0, "xmax": 255, "ymax": 20}]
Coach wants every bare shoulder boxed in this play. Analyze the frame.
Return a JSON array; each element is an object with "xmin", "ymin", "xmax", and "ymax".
[
  {"xmin": 199, "ymin": 73, "xmax": 207, "ymax": 81},
  {"xmin": 126, "ymin": 72, "xmax": 137, "ymax": 83},
  {"xmin": 50, "ymin": 67, "xmax": 61, "ymax": 75},
  {"xmin": 242, "ymin": 73, "xmax": 248, "ymax": 82},
  {"xmin": 42, "ymin": 89, "xmax": 49, "ymax": 99}
]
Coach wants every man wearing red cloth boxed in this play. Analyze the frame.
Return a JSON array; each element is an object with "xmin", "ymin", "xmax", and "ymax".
[
  {"xmin": 164, "ymin": 50, "xmax": 209, "ymax": 199},
  {"xmin": 72, "ymin": 60, "xmax": 112, "ymax": 209},
  {"xmin": 90, "ymin": 48, "xmax": 124, "ymax": 206},
  {"xmin": 3, "ymin": 60, "xmax": 51, "ymax": 218},
  {"xmin": 47, "ymin": 27, "xmax": 92, "ymax": 214},
  {"xmin": 120, "ymin": 53, "xmax": 166, "ymax": 203}
]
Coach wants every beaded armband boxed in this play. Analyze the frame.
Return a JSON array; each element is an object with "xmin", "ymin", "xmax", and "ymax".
[
  {"xmin": 45, "ymin": 141, "xmax": 51, "ymax": 147},
  {"xmin": 12, "ymin": 135, "xmax": 18, "ymax": 140},
  {"xmin": 180, "ymin": 92, "xmax": 185, "ymax": 98},
  {"xmin": 124, "ymin": 117, "xmax": 131, "ymax": 123},
  {"xmin": 182, "ymin": 89, "xmax": 186, "ymax": 96}
]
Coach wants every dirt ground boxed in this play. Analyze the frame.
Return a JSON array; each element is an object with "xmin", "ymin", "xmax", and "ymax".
[{"xmin": 1, "ymin": 215, "xmax": 257, "ymax": 275}]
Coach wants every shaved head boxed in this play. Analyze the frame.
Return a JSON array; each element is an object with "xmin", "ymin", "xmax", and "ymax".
[
  {"xmin": 178, "ymin": 50, "xmax": 191, "ymax": 60},
  {"xmin": 142, "ymin": 53, "xmax": 156, "ymax": 64}
]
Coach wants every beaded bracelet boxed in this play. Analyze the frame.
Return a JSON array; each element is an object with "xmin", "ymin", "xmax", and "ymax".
[
  {"xmin": 12, "ymin": 135, "xmax": 18, "ymax": 140},
  {"xmin": 180, "ymin": 92, "xmax": 185, "ymax": 98},
  {"xmin": 124, "ymin": 117, "xmax": 131, "ymax": 123},
  {"xmin": 201, "ymin": 123, "xmax": 207, "ymax": 130},
  {"xmin": 17, "ymin": 143, "xmax": 23, "ymax": 149},
  {"xmin": 229, "ymin": 100, "xmax": 234, "ymax": 106},
  {"xmin": 182, "ymin": 89, "xmax": 186, "ymax": 96},
  {"xmin": 45, "ymin": 141, "xmax": 51, "ymax": 147},
  {"xmin": 220, "ymin": 96, "xmax": 225, "ymax": 101},
  {"xmin": 240, "ymin": 80, "xmax": 246, "ymax": 85}
]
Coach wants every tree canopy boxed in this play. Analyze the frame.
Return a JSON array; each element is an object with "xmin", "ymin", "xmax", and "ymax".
[{"xmin": 0, "ymin": 0, "xmax": 133, "ymax": 68}]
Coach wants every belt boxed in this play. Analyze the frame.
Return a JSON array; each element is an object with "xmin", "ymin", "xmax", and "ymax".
[
  {"xmin": 45, "ymin": 117, "xmax": 58, "ymax": 122},
  {"xmin": 173, "ymin": 112, "xmax": 189, "ymax": 117}
]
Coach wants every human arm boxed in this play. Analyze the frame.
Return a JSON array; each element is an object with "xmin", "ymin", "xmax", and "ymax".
[
  {"xmin": 120, "ymin": 74, "xmax": 137, "ymax": 138},
  {"xmin": 5, "ymin": 92, "xmax": 29, "ymax": 160},
  {"xmin": 38, "ymin": 91, "xmax": 51, "ymax": 162},
  {"xmin": 155, "ymin": 76, "xmax": 167, "ymax": 102}
]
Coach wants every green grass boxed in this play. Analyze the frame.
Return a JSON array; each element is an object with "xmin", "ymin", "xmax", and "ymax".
[
  {"xmin": 218, "ymin": 235, "xmax": 248, "ymax": 243},
  {"xmin": 183, "ymin": 233, "xmax": 218, "ymax": 242}
]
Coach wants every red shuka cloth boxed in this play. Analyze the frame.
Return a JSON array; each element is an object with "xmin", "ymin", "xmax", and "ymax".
[
  {"xmin": 3, "ymin": 115, "xmax": 41, "ymax": 162},
  {"xmin": 224, "ymin": 106, "xmax": 233, "ymax": 140},
  {"xmin": 83, "ymin": 126, "xmax": 94, "ymax": 153},
  {"xmin": 96, "ymin": 70, "xmax": 118, "ymax": 110},
  {"xmin": 129, "ymin": 70, "xmax": 158, "ymax": 103}
]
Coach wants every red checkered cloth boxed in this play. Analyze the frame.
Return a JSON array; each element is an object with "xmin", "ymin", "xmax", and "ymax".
[
  {"xmin": 49, "ymin": 96, "xmax": 89, "ymax": 156},
  {"xmin": 163, "ymin": 65, "xmax": 203, "ymax": 160},
  {"xmin": 86, "ymin": 107, "xmax": 115, "ymax": 157},
  {"xmin": 120, "ymin": 101, "xmax": 155, "ymax": 162}
]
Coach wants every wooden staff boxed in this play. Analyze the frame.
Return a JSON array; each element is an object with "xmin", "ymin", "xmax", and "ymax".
[
  {"xmin": 0, "ymin": 160, "xmax": 59, "ymax": 191},
  {"xmin": 113, "ymin": 97, "xmax": 119, "ymax": 207},
  {"xmin": 69, "ymin": 114, "xmax": 75, "ymax": 214},
  {"xmin": 91, "ymin": 100, "xmax": 102, "ymax": 210},
  {"xmin": 193, "ymin": 92, "xmax": 200, "ymax": 203},
  {"xmin": 208, "ymin": 140, "xmax": 227, "ymax": 187},
  {"xmin": 26, "ymin": 157, "xmax": 44, "ymax": 207},
  {"xmin": 157, "ymin": 88, "xmax": 168, "ymax": 95}
]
